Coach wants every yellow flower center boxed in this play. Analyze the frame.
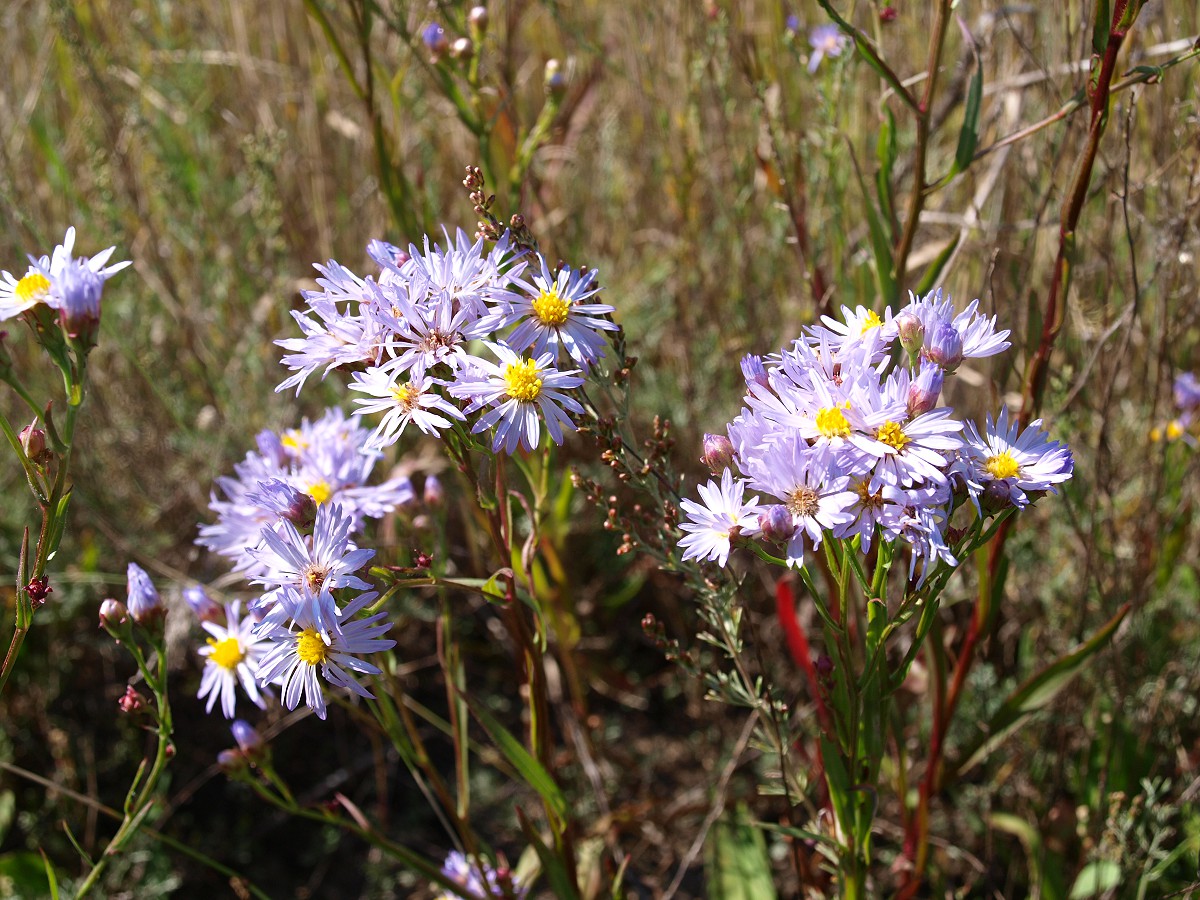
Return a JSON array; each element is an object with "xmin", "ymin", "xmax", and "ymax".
[
  {"xmin": 531, "ymin": 284, "xmax": 570, "ymax": 327},
  {"xmin": 876, "ymin": 421, "xmax": 910, "ymax": 452},
  {"xmin": 1166, "ymin": 420, "xmax": 1184, "ymax": 441},
  {"xmin": 391, "ymin": 382, "xmax": 421, "ymax": 412},
  {"xmin": 296, "ymin": 629, "xmax": 329, "ymax": 666},
  {"xmin": 786, "ymin": 486, "xmax": 820, "ymax": 518},
  {"xmin": 15, "ymin": 272, "xmax": 50, "ymax": 307},
  {"xmin": 307, "ymin": 480, "xmax": 333, "ymax": 505},
  {"xmin": 207, "ymin": 636, "xmax": 245, "ymax": 671},
  {"xmin": 815, "ymin": 405, "xmax": 851, "ymax": 438},
  {"xmin": 282, "ymin": 431, "xmax": 307, "ymax": 452},
  {"xmin": 985, "ymin": 451, "xmax": 1020, "ymax": 480},
  {"xmin": 503, "ymin": 358, "xmax": 543, "ymax": 402},
  {"xmin": 859, "ymin": 309, "xmax": 883, "ymax": 335}
]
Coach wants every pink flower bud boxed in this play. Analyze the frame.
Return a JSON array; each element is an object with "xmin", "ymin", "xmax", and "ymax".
[{"xmin": 701, "ymin": 433, "xmax": 734, "ymax": 473}]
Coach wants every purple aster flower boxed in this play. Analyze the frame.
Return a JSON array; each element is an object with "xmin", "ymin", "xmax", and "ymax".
[
  {"xmin": 197, "ymin": 601, "xmax": 271, "ymax": 719},
  {"xmin": 957, "ymin": 408, "xmax": 1073, "ymax": 510},
  {"xmin": 449, "ymin": 344, "xmax": 585, "ymax": 454},
  {"xmin": 249, "ymin": 501, "xmax": 375, "ymax": 640},
  {"xmin": 497, "ymin": 255, "xmax": 617, "ymax": 369},
  {"xmin": 678, "ymin": 469, "xmax": 761, "ymax": 567},
  {"xmin": 742, "ymin": 437, "xmax": 856, "ymax": 567},
  {"xmin": 256, "ymin": 590, "xmax": 395, "ymax": 721},
  {"xmin": 902, "ymin": 289, "xmax": 1011, "ymax": 367},
  {"xmin": 349, "ymin": 369, "xmax": 466, "ymax": 448},
  {"xmin": 1175, "ymin": 372, "xmax": 1200, "ymax": 416},
  {"xmin": 808, "ymin": 24, "xmax": 849, "ymax": 72},
  {"xmin": 437, "ymin": 850, "xmax": 528, "ymax": 899}
]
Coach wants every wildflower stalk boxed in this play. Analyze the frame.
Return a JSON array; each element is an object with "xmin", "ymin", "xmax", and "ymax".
[
  {"xmin": 896, "ymin": 3, "xmax": 1147, "ymax": 893},
  {"xmin": 890, "ymin": 0, "xmax": 952, "ymax": 298},
  {"xmin": 0, "ymin": 356, "xmax": 86, "ymax": 697},
  {"xmin": 74, "ymin": 630, "xmax": 173, "ymax": 898}
]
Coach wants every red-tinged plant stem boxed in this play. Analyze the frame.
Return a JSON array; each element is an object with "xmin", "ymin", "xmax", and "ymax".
[
  {"xmin": 898, "ymin": 15, "xmax": 1139, "ymax": 890},
  {"xmin": 776, "ymin": 578, "xmax": 835, "ymax": 737},
  {"xmin": 892, "ymin": 0, "xmax": 952, "ymax": 298}
]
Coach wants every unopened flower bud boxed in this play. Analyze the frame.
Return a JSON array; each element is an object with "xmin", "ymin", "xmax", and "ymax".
[
  {"xmin": 924, "ymin": 322, "xmax": 964, "ymax": 372},
  {"xmin": 758, "ymin": 505, "xmax": 795, "ymax": 544},
  {"xmin": 217, "ymin": 748, "xmax": 246, "ymax": 775},
  {"xmin": 468, "ymin": 6, "xmax": 489, "ymax": 34},
  {"xmin": 126, "ymin": 562, "xmax": 164, "ymax": 627},
  {"xmin": 118, "ymin": 684, "xmax": 147, "ymax": 714},
  {"xmin": 981, "ymin": 478, "xmax": 1015, "ymax": 515},
  {"xmin": 815, "ymin": 654, "xmax": 835, "ymax": 681},
  {"xmin": 450, "ymin": 37, "xmax": 473, "ymax": 60},
  {"xmin": 25, "ymin": 575, "xmax": 52, "ymax": 610},
  {"xmin": 740, "ymin": 353, "xmax": 770, "ymax": 391},
  {"xmin": 99, "ymin": 598, "xmax": 127, "ymax": 630},
  {"xmin": 895, "ymin": 310, "xmax": 925, "ymax": 356},
  {"xmin": 183, "ymin": 585, "xmax": 222, "ymax": 623},
  {"xmin": 701, "ymin": 433, "xmax": 735, "ymax": 473},
  {"xmin": 544, "ymin": 59, "xmax": 566, "ymax": 99},
  {"xmin": 231, "ymin": 720, "xmax": 264, "ymax": 756},
  {"xmin": 906, "ymin": 362, "xmax": 944, "ymax": 417},
  {"xmin": 423, "ymin": 23, "xmax": 449, "ymax": 61},
  {"xmin": 19, "ymin": 420, "xmax": 47, "ymax": 462},
  {"xmin": 880, "ymin": 6, "xmax": 898, "ymax": 22},
  {"xmin": 423, "ymin": 474, "xmax": 444, "ymax": 508}
]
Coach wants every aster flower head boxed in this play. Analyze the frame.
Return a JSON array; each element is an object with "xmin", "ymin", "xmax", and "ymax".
[
  {"xmin": 808, "ymin": 23, "xmax": 849, "ymax": 72},
  {"xmin": 437, "ymin": 851, "xmax": 528, "ymax": 900},
  {"xmin": 1175, "ymin": 372, "xmax": 1200, "ymax": 419},
  {"xmin": 255, "ymin": 590, "xmax": 396, "ymax": 720},
  {"xmin": 198, "ymin": 601, "xmax": 271, "ymax": 719},
  {"xmin": 400, "ymin": 228, "xmax": 524, "ymax": 321},
  {"xmin": 349, "ymin": 368, "xmax": 465, "ymax": 450},
  {"xmin": 248, "ymin": 501, "xmax": 375, "ymax": 640},
  {"xmin": 903, "ymin": 289, "xmax": 1010, "ymax": 369},
  {"xmin": 678, "ymin": 469, "xmax": 761, "ymax": 567},
  {"xmin": 1, "ymin": 227, "xmax": 130, "ymax": 335},
  {"xmin": 126, "ymin": 562, "xmax": 163, "ymax": 625},
  {"xmin": 742, "ymin": 438, "xmax": 856, "ymax": 566},
  {"xmin": 958, "ymin": 408, "xmax": 1074, "ymax": 510},
  {"xmin": 498, "ymin": 254, "xmax": 617, "ymax": 369},
  {"xmin": 449, "ymin": 343, "xmax": 585, "ymax": 454}
]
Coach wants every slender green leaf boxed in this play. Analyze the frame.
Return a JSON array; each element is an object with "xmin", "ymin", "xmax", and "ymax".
[
  {"xmin": 704, "ymin": 805, "xmax": 777, "ymax": 900},
  {"xmin": 39, "ymin": 849, "xmax": 59, "ymax": 900},
  {"xmin": 516, "ymin": 808, "xmax": 580, "ymax": 900},
  {"xmin": 846, "ymin": 139, "xmax": 897, "ymax": 306},
  {"xmin": 875, "ymin": 107, "xmax": 898, "ymax": 234},
  {"xmin": 953, "ymin": 604, "xmax": 1129, "ymax": 777},
  {"xmin": 953, "ymin": 62, "xmax": 983, "ymax": 174},
  {"xmin": 469, "ymin": 702, "xmax": 567, "ymax": 825},
  {"xmin": 1091, "ymin": 0, "xmax": 1111, "ymax": 56}
]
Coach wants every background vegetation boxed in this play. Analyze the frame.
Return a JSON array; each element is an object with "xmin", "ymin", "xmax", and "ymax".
[{"xmin": 2, "ymin": 0, "xmax": 1199, "ymax": 896}]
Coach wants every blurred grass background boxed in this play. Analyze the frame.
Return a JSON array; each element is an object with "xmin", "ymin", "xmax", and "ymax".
[{"xmin": 2, "ymin": 0, "xmax": 1200, "ymax": 896}]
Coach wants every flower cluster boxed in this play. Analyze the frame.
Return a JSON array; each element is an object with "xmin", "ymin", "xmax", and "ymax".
[
  {"xmin": 277, "ymin": 228, "xmax": 615, "ymax": 454},
  {"xmin": 0, "ymin": 226, "xmax": 129, "ymax": 345},
  {"xmin": 194, "ymin": 410, "xmax": 408, "ymax": 719},
  {"xmin": 436, "ymin": 851, "xmax": 527, "ymax": 900},
  {"xmin": 680, "ymin": 290, "xmax": 1074, "ymax": 583}
]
